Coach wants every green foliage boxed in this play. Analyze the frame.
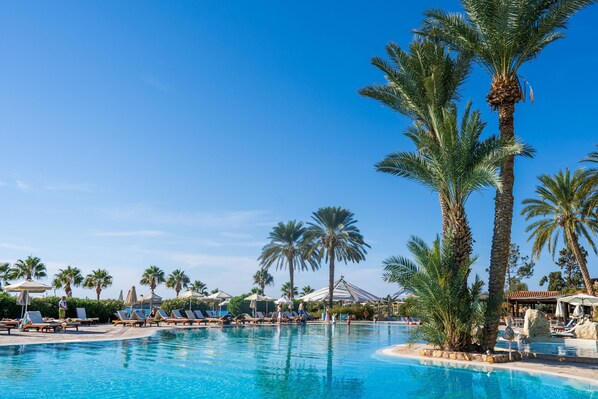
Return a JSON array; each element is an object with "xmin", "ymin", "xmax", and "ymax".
[
  {"xmin": 253, "ymin": 268, "xmax": 274, "ymax": 293},
  {"xmin": 189, "ymin": 280, "xmax": 209, "ymax": 296},
  {"xmin": 0, "ymin": 292, "xmax": 123, "ymax": 322},
  {"xmin": 280, "ymin": 282, "xmax": 298, "ymax": 298},
  {"xmin": 160, "ymin": 298, "xmax": 210, "ymax": 314},
  {"xmin": 10, "ymin": 256, "xmax": 47, "ymax": 280},
  {"xmin": 83, "ymin": 269, "xmax": 113, "ymax": 300},
  {"xmin": 502, "ymin": 243, "xmax": 535, "ymax": 292},
  {"xmin": 227, "ymin": 293, "xmax": 276, "ymax": 316},
  {"xmin": 539, "ymin": 272, "xmax": 566, "ymax": 291},
  {"xmin": 140, "ymin": 266, "xmax": 166, "ymax": 291},
  {"xmin": 300, "ymin": 285, "xmax": 314, "ymax": 296},
  {"xmin": 556, "ymin": 247, "xmax": 585, "ymax": 289},
  {"xmin": 165, "ymin": 269, "xmax": 190, "ymax": 296},
  {"xmin": 52, "ymin": 266, "xmax": 84, "ymax": 297},
  {"xmin": 383, "ymin": 236, "xmax": 484, "ymax": 351}
]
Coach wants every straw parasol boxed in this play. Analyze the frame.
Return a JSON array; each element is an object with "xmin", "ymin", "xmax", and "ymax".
[
  {"xmin": 245, "ymin": 294, "xmax": 275, "ymax": 317},
  {"xmin": 124, "ymin": 286, "xmax": 138, "ymax": 314},
  {"xmin": 118, "ymin": 290, "xmax": 124, "ymax": 302},
  {"xmin": 5, "ymin": 279, "xmax": 52, "ymax": 317}
]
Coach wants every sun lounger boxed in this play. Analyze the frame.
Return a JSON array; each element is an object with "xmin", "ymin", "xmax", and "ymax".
[
  {"xmin": 154, "ymin": 310, "xmax": 187, "ymax": 325},
  {"xmin": 170, "ymin": 310, "xmax": 193, "ymax": 325},
  {"xmin": 1, "ymin": 319, "xmax": 20, "ymax": 328},
  {"xmin": 22, "ymin": 311, "xmax": 63, "ymax": 332},
  {"xmin": 256, "ymin": 312, "xmax": 276, "ymax": 323},
  {"xmin": 235, "ymin": 313, "xmax": 264, "ymax": 324},
  {"xmin": 194, "ymin": 310, "xmax": 231, "ymax": 325},
  {"xmin": 283, "ymin": 312, "xmax": 298, "ymax": 322},
  {"xmin": 73, "ymin": 308, "xmax": 100, "ymax": 325},
  {"xmin": 131, "ymin": 310, "xmax": 162, "ymax": 326},
  {"xmin": 552, "ymin": 318, "xmax": 577, "ymax": 332},
  {"xmin": 112, "ymin": 310, "xmax": 145, "ymax": 327},
  {"xmin": 184, "ymin": 310, "xmax": 208, "ymax": 325},
  {"xmin": 0, "ymin": 323, "xmax": 13, "ymax": 335}
]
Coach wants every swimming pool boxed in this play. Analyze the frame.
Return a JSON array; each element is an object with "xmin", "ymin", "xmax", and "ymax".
[{"xmin": 0, "ymin": 324, "xmax": 595, "ymax": 398}]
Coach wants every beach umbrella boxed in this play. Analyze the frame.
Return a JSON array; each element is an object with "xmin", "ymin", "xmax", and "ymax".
[
  {"xmin": 118, "ymin": 290, "xmax": 124, "ymax": 302},
  {"xmin": 179, "ymin": 290, "xmax": 204, "ymax": 310},
  {"xmin": 16, "ymin": 291, "xmax": 30, "ymax": 318},
  {"xmin": 208, "ymin": 291, "xmax": 232, "ymax": 316},
  {"xmin": 124, "ymin": 286, "xmax": 138, "ymax": 314},
  {"xmin": 560, "ymin": 293, "xmax": 598, "ymax": 307},
  {"xmin": 5, "ymin": 279, "xmax": 52, "ymax": 317},
  {"xmin": 298, "ymin": 277, "xmax": 381, "ymax": 304}
]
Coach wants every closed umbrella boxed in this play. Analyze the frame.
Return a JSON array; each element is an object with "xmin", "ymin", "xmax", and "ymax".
[
  {"xmin": 573, "ymin": 304, "xmax": 584, "ymax": 318},
  {"xmin": 124, "ymin": 286, "xmax": 138, "ymax": 314},
  {"xmin": 179, "ymin": 290, "xmax": 204, "ymax": 310},
  {"xmin": 16, "ymin": 291, "xmax": 30, "ymax": 318},
  {"xmin": 5, "ymin": 279, "xmax": 52, "ymax": 317},
  {"xmin": 555, "ymin": 300, "xmax": 565, "ymax": 319},
  {"xmin": 118, "ymin": 290, "xmax": 124, "ymax": 302}
]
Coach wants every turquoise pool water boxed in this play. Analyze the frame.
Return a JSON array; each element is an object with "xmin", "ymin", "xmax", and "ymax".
[
  {"xmin": 496, "ymin": 338, "xmax": 598, "ymax": 358},
  {"xmin": 0, "ymin": 324, "xmax": 595, "ymax": 398}
]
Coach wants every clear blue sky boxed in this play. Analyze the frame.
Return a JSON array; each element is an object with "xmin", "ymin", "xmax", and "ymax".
[{"xmin": 0, "ymin": 1, "xmax": 596, "ymax": 299}]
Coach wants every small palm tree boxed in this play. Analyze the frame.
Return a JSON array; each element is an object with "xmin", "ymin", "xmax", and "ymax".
[
  {"xmin": 52, "ymin": 266, "xmax": 84, "ymax": 297},
  {"xmin": 189, "ymin": 280, "xmax": 208, "ymax": 296},
  {"xmin": 140, "ymin": 266, "xmax": 166, "ymax": 311},
  {"xmin": 0, "ymin": 263, "xmax": 11, "ymax": 288},
  {"xmin": 300, "ymin": 285, "xmax": 314, "ymax": 296},
  {"xmin": 522, "ymin": 168, "xmax": 597, "ymax": 296},
  {"xmin": 253, "ymin": 268, "xmax": 274, "ymax": 295},
  {"xmin": 210, "ymin": 288, "xmax": 220, "ymax": 294},
  {"xmin": 383, "ymin": 236, "xmax": 483, "ymax": 351},
  {"xmin": 258, "ymin": 221, "xmax": 318, "ymax": 300},
  {"xmin": 10, "ymin": 256, "xmax": 47, "ymax": 280},
  {"xmin": 83, "ymin": 269, "xmax": 113, "ymax": 300},
  {"xmin": 166, "ymin": 269, "xmax": 190, "ymax": 297},
  {"xmin": 303, "ymin": 207, "xmax": 370, "ymax": 307},
  {"xmin": 281, "ymin": 282, "xmax": 298, "ymax": 298}
]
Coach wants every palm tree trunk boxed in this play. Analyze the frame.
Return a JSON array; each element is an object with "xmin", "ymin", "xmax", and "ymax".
[
  {"xmin": 448, "ymin": 203, "xmax": 472, "ymax": 271},
  {"xmin": 484, "ymin": 101, "xmax": 516, "ymax": 350},
  {"xmin": 328, "ymin": 249, "xmax": 335, "ymax": 308},
  {"xmin": 568, "ymin": 232, "xmax": 596, "ymax": 296},
  {"xmin": 96, "ymin": 287, "xmax": 101, "ymax": 300},
  {"xmin": 150, "ymin": 287, "xmax": 154, "ymax": 314},
  {"xmin": 440, "ymin": 195, "xmax": 449, "ymax": 238},
  {"xmin": 288, "ymin": 257, "xmax": 295, "ymax": 300}
]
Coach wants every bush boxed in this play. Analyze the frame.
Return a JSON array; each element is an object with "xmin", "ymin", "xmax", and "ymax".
[
  {"xmin": 228, "ymin": 294, "xmax": 277, "ymax": 316},
  {"xmin": 160, "ymin": 299, "xmax": 210, "ymax": 314},
  {"xmin": 0, "ymin": 293, "xmax": 123, "ymax": 323}
]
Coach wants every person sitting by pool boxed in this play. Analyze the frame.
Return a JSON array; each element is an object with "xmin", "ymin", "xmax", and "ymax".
[{"xmin": 298, "ymin": 302, "xmax": 306, "ymax": 322}]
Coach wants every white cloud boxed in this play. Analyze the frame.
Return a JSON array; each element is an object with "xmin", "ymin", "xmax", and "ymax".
[
  {"xmin": 90, "ymin": 230, "xmax": 168, "ymax": 237},
  {"xmin": 0, "ymin": 242, "xmax": 37, "ymax": 252},
  {"xmin": 15, "ymin": 180, "xmax": 30, "ymax": 192}
]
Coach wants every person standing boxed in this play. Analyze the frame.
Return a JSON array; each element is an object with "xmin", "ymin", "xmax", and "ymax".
[
  {"xmin": 277, "ymin": 303, "xmax": 283, "ymax": 323},
  {"xmin": 58, "ymin": 296, "xmax": 68, "ymax": 320}
]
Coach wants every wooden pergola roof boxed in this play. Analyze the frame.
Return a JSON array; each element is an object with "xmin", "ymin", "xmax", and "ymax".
[{"xmin": 505, "ymin": 290, "xmax": 562, "ymax": 304}]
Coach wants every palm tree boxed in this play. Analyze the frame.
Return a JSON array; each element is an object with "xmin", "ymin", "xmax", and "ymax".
[
  {"xmin": 583, "ymin": 145, "xmax": 598, "ymax": 211},
  {"xmin": 253, "ymin": 268, "xmax": 274, "ymax": 295},
  {"xmin": 0, "ymin": 263, "xmax": 11, "ymax": 289},
  {"xmin": 10, "ymin": 256, "xmax": 47, "ymax": 280},
  {"xmin": 83, "ymin": 269, "xmax": 113, "ymax": 300},
  {"xmin": 303, "ymin": 207, "xmax": 369, "ymax": 307},
  {"xmin": 281, "ymin": 282, "xmax": 298, "ymax": 298},
  {"xmin": 422, "ymin": 0, "xmax": 595, "ymax": 349},
  {"xmin": 300, "ymin": 285, "xmax": 314, "ymax": 296},
  {"xmin": 383, "ymin": 236, "xmax": 483, "ymax": 351},
  {"xmin": 52, "ymin": 266, "xmax": 84, "ymax": 297},
  {"xmin": 522, "ymin": 168, "xmax": 597, "ymax": 296},
  {"xmin": 258, "ymin": 221, "xmax": 318, "ymax": 300},
  {"xmin": 166, "ymin": 269, "xmax": 190, "ymax": 297},
  {"xmin": 189, "ymin": 280, "xmax": 208, "ymax": 296},
  {"xmin": 360, "ymin": 38, "xmax": 470, "ymax": 234},
  {"xmin": 376, "ymin": 102, "xmax": 524, "ymax": 269},
  {"xmin": 140, "ymin": 266, "xmax": 166, "ymax": 312}
]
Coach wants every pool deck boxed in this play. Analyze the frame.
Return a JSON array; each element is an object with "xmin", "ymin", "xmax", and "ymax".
[{"xmin": 1, "ymin": 323, "xmax": 597, "ymax": 385}]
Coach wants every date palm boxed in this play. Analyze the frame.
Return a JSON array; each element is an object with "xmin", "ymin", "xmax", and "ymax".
[
  {"xmin": 360, "ymin": 38, "xmax": 470, "ymax": 234},
  {"xmin": 253, "ymin": 268, "xmax": 274, "ymax": 295},
  {"xmin": 522, "ymin": 168, "xmax": 597, "ymax": 296},
  {"xmin": 376, "ymin": 102, "xmax": 524, "ymax": 269},
  {"xmin": 303, "ymin": 207, "xmax": 369, "ymax": 307},
  {"xmin": 140, "ymin": 265, "xmax": 165, "ymax": 311},
  {"xmin": 52, "ymin": 266, "xmax": 84, "ymax": 297},
  {"xmin": 281, "ymin": 282, "xmax": 298, "ymax": 298},
  {"xmin": 166, "ymin": 269, "xmax": 190, "ymax": 297},
  {"xmin": 258, "ymin": 220, "xmax": 318, "ymax": 300},
  {"xmin": 83, "ymin": 269, "xmax": 113, "ymax": 300},
  {"xmin": 10, "ymin": 256, "xmax": 47, "ymax": 280},
  {"xmin": 422, "ymin": 0, "xmax": 595, "ymax": 349},
  {"xmin": 300, "ymin": 285, "xmax": 314, "ymax": 296},
  {"xmin": 189, "ymin": 280, "xmax": 208, "ymax": 296}
]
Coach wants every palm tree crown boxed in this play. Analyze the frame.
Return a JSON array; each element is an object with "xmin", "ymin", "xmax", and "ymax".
[
  {"xmin": 300, "ymin": 285, "xmax": 314, "ymax": 296},
  {"xmin": 281, "ymin": 282, "xmax": 298, "ymax": 298},
  {"xmin": 83, "ymin": 269, "xmax": 113, "ymax": 300},
  {"xmin": 0, "ymin": 263, "xmax": 11, "ymax": 288},
  {"xmin": 522, "ymin": 168, "xmax": 597, "ymax": 295},
  {"xmin": 258, "ymin": 220, "xmax": 318, "ymax": 300},
  {"xmin": 166, "ymin": 269, "xmax": 190, "ymax": 297},
  {"xmin": 52, "ymin": 266, "xmax": 84, "ymax": 297},
  {"xmin": 189, "ymin": 280, "xmax": 208, "ymax": 296},
  {"xmin": 140, "ymin": 266, "xmax": 165, "ymax": 312},
  {"xmin": 11, "ymin": 256, "xmax": 47, "ymax": 280},
  {"xmin": 253, "ymin": 267, "xmax": 274, "ymax": 295},
  {"xmin": 303, "ymin": 207, "xmax": 369, "ymax": 307}
]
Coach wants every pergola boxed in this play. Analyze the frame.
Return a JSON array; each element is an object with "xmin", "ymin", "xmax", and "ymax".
[{"xmin": 505, "ymin": 290, "xmax": 562, "ymax": 318}]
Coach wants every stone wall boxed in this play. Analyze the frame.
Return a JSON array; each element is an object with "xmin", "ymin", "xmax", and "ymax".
[{"xmin": 419, "ymin": 348, "xmax": 521, "ymax": 363}]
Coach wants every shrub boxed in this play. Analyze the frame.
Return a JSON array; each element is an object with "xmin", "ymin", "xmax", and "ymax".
[
  {"xmin": 228, "ymin": 294, "xmax": 277, "ymax": 316},
  {"xmin": 160, "ymin": 299, "xmax": 210, "ymax": 314}
]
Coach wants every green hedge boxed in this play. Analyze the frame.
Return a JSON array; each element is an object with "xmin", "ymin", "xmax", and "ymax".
[
  {"xmin": 160, "ymin": 299, "xmax": 210, "ymax": 314},
  {"xmin": 0, "ymin": 292, "xmax": 123, "ymax": 322},
  {"xmin": 310, "ymin": 304, "xmax": 376, "ymax": 320}
]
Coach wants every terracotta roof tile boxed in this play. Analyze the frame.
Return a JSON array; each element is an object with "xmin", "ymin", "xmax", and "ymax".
[{"xmin": 505, "ymin": 290, "xmax": 560, "ymax": 299}]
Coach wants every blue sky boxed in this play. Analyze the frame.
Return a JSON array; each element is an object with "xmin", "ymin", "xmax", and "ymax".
[{"xmin": 0, "ymin": 1, "xmax": 596, "ymax": 299}]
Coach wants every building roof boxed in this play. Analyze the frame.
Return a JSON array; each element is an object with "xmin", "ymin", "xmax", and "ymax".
[{"xmin": 505, "ymin": 290, "xmax": 562, "ymax": 303}]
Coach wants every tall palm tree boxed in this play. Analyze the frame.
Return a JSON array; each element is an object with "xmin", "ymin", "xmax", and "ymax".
[
  {"xmin": 522, "ymin": 168, "xmax": 597, "ymax": 296},
  {"xmin": 360, "ymin": 38, "xmax": 470, "ymax": 234},
  {"xmin": 258, "ymin": 221, "xmax": 318, "ymax": 300},
  {"xmin": 166, "ymin": 269, "xmax": 190, "ymax": 297},
  {"xmin": 422, "ymin": 0, "xmax": 595, "ymax": 349},
  {"xmin": 583, "ymin": 145, "xmax": 598, "ymax": 211},
  {"xmin": 281, "ymin": 282, "xmax": 298, "ymax": 298},
  {"xmin": 83, "ymin": 269, "xmax": 113, "ymax": 300},
  {"xmin": 0, "ymin": 263, "xmax": 11, "ymax": 289},
  {"xmin": 376, "ymin": 102, "xmax": 524, "ymax": 269},
  {"xmin": 140, "ymin": 266, "xmax": 165, "ymax": 312},
  {"xmin": 303, "ymin": 207, "xmax": 369, "ymax": 307},
  {"xmin": 253, "ymin": 268, "xmax": 274, "ymax": 295},
  {"xmin": 10, "ymin": 256, "xmax": 47, "ymax": 280},
  {"xmin": 300, "ymin": 285, "xmax": 314, "ymax": 296},
  {"xmin": 189, "ymin": 280, "xmax": 208, "ymax": 296},
  {"xmin": 52, "ymin": 266, "xmax": 84, "ymax": 297}
]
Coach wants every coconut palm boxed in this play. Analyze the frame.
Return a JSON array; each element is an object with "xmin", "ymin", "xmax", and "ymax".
[
  {"xmin": 10, "ymin": 256, "xmax": 47, "ymax": 280},
  {"xmin": 383, "ymin": 236, "xmax": 483, "ymax": 351},
  {"xmin": 52, "ymin": 266, "xmax": 84, "ymax": 297},
  {"xmin": 166, "ymin": 269, "xmax": 190, "ymax": 297},
  {"xmin": 303, "ymin": 207, "xmax": 369, "ymax": 307},
  {"xmin": 253, "ymin": 268, "xmax": 274, "ymax": 295},
  {"xmin": 422, "ymin": 0, "xmax": 595, "ymax": 349},
  {"xmin": 522, "ymin": 168, "xmax": 597, "ymax": 296},
  {"xmin": 83, "ymin": 269, "xmax": 113, "ymax": 300},
  {"xmin": 140, "ymin": 266, "xmax": 166, "ymax": 312},
  {"xmin": 258, "ymin": 220, "xmax": 318, "ymax": 300},
  {"xmin": 360, "ymin": 38, "xmax": 470, "ymax": 234},
  {"xmin": 376, "ymin": 102, "xmax": 524, "ymax": 269},
  {"xmin": 300, "ymin": 285, "xmax": 314, "ymax": 296},
  {"xmin": 281, "ymin": 282, "xmax": 298, "ymax": 298},
  {"xmin": 189, "ymin": 280, "xmax": 208, "ymax": 296}
]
